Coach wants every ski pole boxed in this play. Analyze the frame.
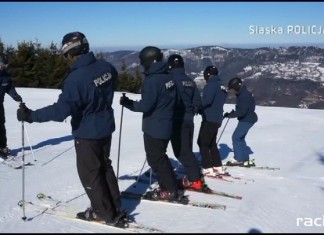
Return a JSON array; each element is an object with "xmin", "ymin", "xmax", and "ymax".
[
  {"xmin": 217, "ymin": 116, "xmax": 230, "ymax": 144},
  {"xmin": 41, "ymin": 145, "xmax": 74, "ymax": 166},
  {"xmin": 24, "ymin": 123, "xmax": 36, "ymax": 162},
  {"xmin": 116, "ymin": 92, "xmax": 126, "ymax": 180},
  {"xmin": 148, "ymin": 168, "xmax": 153, "ymax": 189},
  {"xmin": 21, "ymin": 103, "xmax": 26, "ymax": 221},
  {"xmin": 133, "ymin": 158, "xmax": 147, "ymax": 188}
]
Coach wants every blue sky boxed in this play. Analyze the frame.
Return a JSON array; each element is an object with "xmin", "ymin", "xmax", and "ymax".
[{"xmin": 1, "ymin": 2, "xmax": 324, "ymax": 51}]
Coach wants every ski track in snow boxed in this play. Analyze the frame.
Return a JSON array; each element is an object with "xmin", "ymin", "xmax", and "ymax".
[{"xmin": 1, "ymin": 88, "xmax": 324, "ymax": 233}]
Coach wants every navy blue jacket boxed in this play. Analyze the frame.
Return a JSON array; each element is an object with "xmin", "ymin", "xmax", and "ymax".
[
  {"xmin": 227, "ymin": 85, "xmax": 258, "ymax": 124},
  {"xmin": 201, "ymin": 75, "xmax": 228, "ymax": 124},
  {"xmin": 127, "ymin": 61, "xmax": 176, "ymax": 140},
  {"xmin": 32, "ymin": 52, "xmax": 118, "ymax": 140},
  {"xmin": 0, "ymin": 71, "xmax": 20, "ymax": 103},
  {"xmin": 169, "ymin": 68, "xmax": 202, "ymax": 122}
]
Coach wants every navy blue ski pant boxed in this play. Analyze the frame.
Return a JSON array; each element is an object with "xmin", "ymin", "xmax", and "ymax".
[
  {"xmin": 0, "ymin": 104, "xmax": 7, "ymax": 148},
  {"xmin": 144, "ymin": 133, "xmax": 178, "ymax": 193},
  {"xmin": 171, "ymin": 120, "xmax": 201, "ymax": 182},
  {"xmin": 74, "ymin": 136, "xmax": 121, "ymax": 221},
  {"xmin": 232, "ymin": 121, "xmax": 254, "ymax": 162},
  {"xmin": 197, "ymin": 121, "xmax": 223, "ymax": 169}
]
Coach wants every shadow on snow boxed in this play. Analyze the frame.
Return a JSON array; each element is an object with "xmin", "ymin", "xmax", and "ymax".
[{"xmin": 10, "ymin": 135, "xmax": 73, "ymax": 157}]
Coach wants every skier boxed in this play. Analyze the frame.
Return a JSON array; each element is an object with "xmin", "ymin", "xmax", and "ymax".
[
  {"xmin": 224, "ymin": 77, "xmax": 258, "ymax": 166},
  {"xmin": 0, "ymin": 53, "xmax": 22, "ymax": 160},
  {"xmin": 16, "ymin": 32, "xmax": 128, "ymax": 227},
  {"xmin": 197, "ymin": 65, "xmax": 228, "ymax": 176},
  {"xmin": 167, "ymin": 54, "xmax": 204, "ymax": 191},
  {"xmin": 120, "ymin": 46, "xmax": 183, "ymax": 201}
]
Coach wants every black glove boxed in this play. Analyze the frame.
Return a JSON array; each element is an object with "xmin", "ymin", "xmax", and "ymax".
[
  {"xmin": 196, "ymin": 108, "xmax": 203, "ymax": 116},
  {"xmin": 13, "ymin": 94, "xmax": 23, "ymax": 102},
  {"xmin": 17, "ymin": 103, "xmax": 33, "ymax": 123},
  {"xmin": 120, "ymin": 96, "xmax": 134, "ymax": 107},
  {"xmin": 223, "ymin": 110, "xmax": 234, "ymax": 118}
]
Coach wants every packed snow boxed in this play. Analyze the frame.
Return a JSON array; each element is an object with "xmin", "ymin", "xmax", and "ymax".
[{"xmin": 0, "ymin": 87, "xmax": 323, "ymax": 233}]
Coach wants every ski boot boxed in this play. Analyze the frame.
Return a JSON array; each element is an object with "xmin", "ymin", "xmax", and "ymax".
[{"xmin": 0, "ymin": 147, "xmax": 11, "ymax": 160}]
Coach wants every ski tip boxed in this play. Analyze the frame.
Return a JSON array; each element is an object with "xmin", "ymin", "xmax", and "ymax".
[
  {"xmin": 13, "ymin": 162, "xmax": 35, "ymax": 169},
  {"xmin": 18, "ymin": 200, "xmax": 24, "ymax": 207},
  {"xmin": 37, "ymin": 193, "xmax": 46, "ymax": 199}
]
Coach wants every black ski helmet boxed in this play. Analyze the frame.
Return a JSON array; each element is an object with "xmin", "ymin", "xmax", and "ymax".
[
  {"xmin": 228, "ymin": 77, "xmax": 242, "ymax": 92},
  {"xmin": 203, "ymin": 65, "xmax": 218, "ymax": 81},
  {"xmin": 139, "ymin": 46, "xmax": 163, "ymax": 70},
  {"xmin": 0, "ymin": 53, "xmax": 8, "ymax": 68},
  {"xmin": 167, "ymin": 54, "xmax": 184, "ymax": 69},
  {"xmin": 61, "ymin": 32, "xmax": 89, "ymax": 58}
]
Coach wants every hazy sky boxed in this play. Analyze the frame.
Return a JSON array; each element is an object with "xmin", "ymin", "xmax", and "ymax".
[{"xmin": 1, "ymin": 2, "xmax": 324, "ymax": 51}]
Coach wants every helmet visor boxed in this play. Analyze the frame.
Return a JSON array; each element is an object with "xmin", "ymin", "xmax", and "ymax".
[{"xmin": 61, "ymin": 38, "xmax": 88, "ymax": 56}]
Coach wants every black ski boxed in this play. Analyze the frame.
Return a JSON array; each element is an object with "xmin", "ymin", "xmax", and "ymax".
[
  {"xmin": 14, "ymin": 162, "xmax": 35, "ymax": 169},
  {"xmin": 133, "ymin": 174, "xmax": 242, "ymax": 200},
  {"xmin": 1, "ymin": 155, "xmax": 34, "ymax": 169},
  {"xmin": 224, "ymin": 159, "xmax": 280, "ymax": 170},
  {"xmin": 193, "ymin": 155, "xmax": 280, "ymax": 171},
  {"xmin": 33, "ymin": 193, "xmax": 164, "ymax": 233},
  {"xmin": 174, "ymin": 167, "xmax": 254, "ymax": 183},
  {"xmin": 121, "ymin": 191, "xmax": 226, "ymax": 210},
  {"xmin": 225, "ymin": 164, "xmax": 280, "ymax": 170}
]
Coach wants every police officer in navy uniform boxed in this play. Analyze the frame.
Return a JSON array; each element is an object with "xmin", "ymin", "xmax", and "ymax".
[
  {"xmin": 224, "ymin": 77, "xmax": 258, "ymax": 166},
  {"xmin": 0, "ymin": 53, "xmax": 22, "ymax": 159},
  {"xmin": 17, "ymin": 32, "xmax": 128, "ymax": 227},
  {"xmin": 198, "ymin": 66, "xmax": 228, "ymax": 177},
  {"xmin": 167, "ymin": 54, "xmax": 204, "ymax": 191},
  {"xmin": 120, "ymin": 46, "xmax": 183, "ymax": 201}
]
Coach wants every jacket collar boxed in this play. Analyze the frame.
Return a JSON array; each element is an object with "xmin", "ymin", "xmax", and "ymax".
[
  {"xmin": 70, "ymin": 52, "xmax": 96, "ymax": 71},
  {"xmin": 144, "ymin": 61, "xmax": 168, "ymax": 76}
]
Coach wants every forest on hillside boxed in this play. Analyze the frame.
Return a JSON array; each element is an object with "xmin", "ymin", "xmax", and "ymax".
[{"xmin": 0, "ymin": 39, "xmax": 142, "ymax": 93}]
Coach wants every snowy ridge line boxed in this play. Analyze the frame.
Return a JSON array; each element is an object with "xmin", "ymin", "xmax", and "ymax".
[
  {"xmin": 121, "ymin": 191, "xmax": 226, "ymax": 210},
  {"xmin": 33, "ymin": 193, "xmax": 164, "ymax": 233}
]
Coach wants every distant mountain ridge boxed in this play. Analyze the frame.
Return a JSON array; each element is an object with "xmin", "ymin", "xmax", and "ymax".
[{"xmin": 103, "ymin": 46, "xmax": 324, "ymax": 109}]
